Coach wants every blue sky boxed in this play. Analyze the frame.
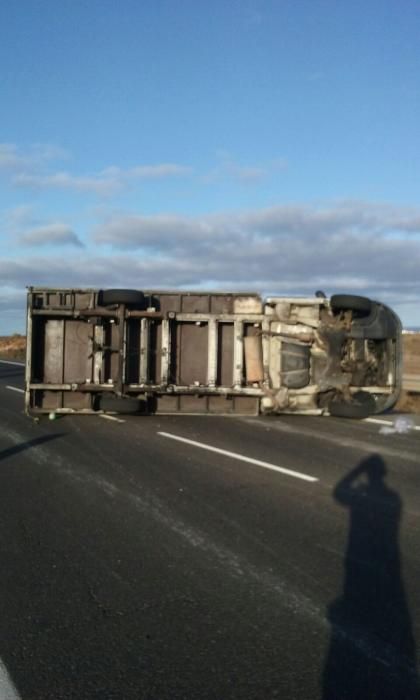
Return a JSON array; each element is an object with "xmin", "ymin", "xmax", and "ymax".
[{"xmin": 1, "ymin": 0, "xmax": 420, "ymax": 332}]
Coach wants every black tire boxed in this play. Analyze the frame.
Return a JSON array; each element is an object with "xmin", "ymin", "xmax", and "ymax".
[
  {"xmin": 99, "ymin": 289, "xmax": 145, "ymax": 306},
  {"xmin": 329, "ymin": 391, "xmax": 376, "ymax": 419},
  {"xmin": 100, "ymin": 396, "xmax": 141, "ymax": 414},
  {"xmin": 330, "ymin": 294, "xmax": 372, "ymax": 315}
]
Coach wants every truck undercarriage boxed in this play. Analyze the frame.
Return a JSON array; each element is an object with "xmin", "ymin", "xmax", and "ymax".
[{"xmin": 25, "ymin": 288, "xmax": 402, "ymax": 419}]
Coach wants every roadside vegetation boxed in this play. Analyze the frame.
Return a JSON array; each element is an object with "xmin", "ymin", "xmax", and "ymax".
[
  {"xmin": 396, "ymin": 333, "xmax": 420, "ymax": 412},
  {"xmin": 0, "ymin": 334, "xmax": 26, "ymax": 361}
]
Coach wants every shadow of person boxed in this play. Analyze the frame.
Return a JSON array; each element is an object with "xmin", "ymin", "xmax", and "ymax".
[{"xmin": 323, "ymin": 454, "xmax": 419, "ymax": 699}]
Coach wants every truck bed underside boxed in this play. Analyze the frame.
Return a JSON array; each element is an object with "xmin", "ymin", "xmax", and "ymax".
[{"xmin": 25, "ymin": 288, "xmax": 400, "ymax": 417}]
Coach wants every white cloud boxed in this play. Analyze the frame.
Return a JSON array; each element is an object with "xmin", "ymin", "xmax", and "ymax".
[
  {"xmin": 90, "ymin": 201, "xmax": 420, "ymax": 317},
  {"xmin": 222, "ymin": 162, "xmax": 267, "ymax": 182},
  {"xmin": 20, "ymin": 223, "xmax": 83, "ymax": 248},
  {"xmin": 203, "ymin": 152, "xmax": 287, "ymax": 184},
  {"xmin": 1, "ymin": 244, "xmax": 419, "ymax": 306},
  {"xmin": 1, "ymin": 204, "xmax": 82, "ymax": 248},
  {"xmin": 1, "ymin": 204, "xmax": 38, "ymax": 231},
  {"xmin": 12, "ymin": 163, "xmax": 192, "ymax": 196},
  {"xmin": 13, "ymin": 171, "xmax": 124, "ymax": 197},
  {"xmin": 2, "ymin": 200, "xmax": 420, "ymax": 327},
  {"xmin": 0, "ymin": 144, "xmax": 26, "ymax": 170},
  {"xmin": 127, "ymin": 164, "xmax": 192, "ymax": 179},
  {"xmin": 0, "ymin": 143, "xmax": 191, "ymax": 196},
  {"xmin": 0, "ymin": 143, "xmax": 68, "ymax": 172},
  {"xmin": 2, "ymin": 142, "xmax": 280, "ymax": 196},
  {"xmin": 93, "ymin": 201, "xmax": 420, "ymax": 251}
]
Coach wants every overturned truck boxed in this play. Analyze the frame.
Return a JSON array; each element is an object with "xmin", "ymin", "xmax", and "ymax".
[{"xmin": 25, "ymin": 288, "xmax": 402, "ymax": 419}]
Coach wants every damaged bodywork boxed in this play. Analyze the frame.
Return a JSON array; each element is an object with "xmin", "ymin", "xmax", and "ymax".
[{"xmin": 25, "ymin": 288, "xmax": 402, "ymax": 418}]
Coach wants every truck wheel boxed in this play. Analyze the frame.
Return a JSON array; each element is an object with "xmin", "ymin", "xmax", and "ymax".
[
  {"xmin": 330, "ymin": 294, "xmax": 372, "ymax": 315},
  {"xmin": 329, "ymin": 391, "xmax": 375, "ymax": 418},
  {"xmin": 99, "ymin": 289, "xmax": 145, "ymax": 306},
  {"xmin": 100, "ymin": 396, "xmax": 141, "ymax": 414}
]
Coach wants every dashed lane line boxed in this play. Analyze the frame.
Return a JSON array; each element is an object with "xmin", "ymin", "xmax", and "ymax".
[
  {"xmin": 0, "ymin": 360, "xmax": 25, "ymax": 366},
  {"xmin": 3, "ymin": 389, "xmax": 126, "ymax": 424},
  {"xmin": 2, "ymin": 389, "xmax": 125, "ymax": 423},
  {"xmin": 364, "ymin": 417, "xmax": 420, "ymax": 432},
  {"xmin": 158, "ymin": 431, "xmax": 318, "ymax": 483},
  {"xmin": 100, "ymin": 414, "xmax": 126, "ymax": 424}
]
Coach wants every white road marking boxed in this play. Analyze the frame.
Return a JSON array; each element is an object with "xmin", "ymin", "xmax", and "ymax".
[
  {"xmin": 365, "ymin": 417, "xmax": 395, "ymax": 426},
  {"xmin": 0, "ymin": 360, "xmax": 25, "ymax": 366},
  {"xmin": 100, "ymin": 414, "xmax": 125, "ymax": 423},
  {"xmin": 6, "ymin": 385, "xmax": 24, "ymax": 394},
  {"xmin": 365, "ymin": 417, "xmax": 420, "ymax": 432},
  {"xmin": 158, "ymin": 432, "xmax": 318, "ymax": 482}
]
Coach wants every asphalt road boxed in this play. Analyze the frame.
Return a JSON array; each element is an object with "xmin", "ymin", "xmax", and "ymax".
[{"xmin": 0, "ymin": 361, "xmax": 419, "ymax": 700}]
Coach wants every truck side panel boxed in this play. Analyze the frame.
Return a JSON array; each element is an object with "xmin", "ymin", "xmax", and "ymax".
[{"xmin": 26, "ymin": 289, "xmax": 263, "ymax": 415}]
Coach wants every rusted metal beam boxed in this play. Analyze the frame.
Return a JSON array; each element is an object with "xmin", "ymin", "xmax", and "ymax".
[
  {"xmin": 233, "ymin": 320, "xmax": 244, "ymax": 388},
  {"xmin": 139, "ymin": 318, "xmax": 150, "ymax": 384},
  {"xmin": 32, "ymin": 308, "xmax": 163, "ymax": 319},
  {"xmin": 172, "ymin": 313, "xmax": 264, "ymax": 323},
  {"xmin": 207, "ymin": 319, "xmax": 218, "ymax": 387},
  {"xmin": 160, "ymin": 319, "xmax": 171, "ymax": 384}
]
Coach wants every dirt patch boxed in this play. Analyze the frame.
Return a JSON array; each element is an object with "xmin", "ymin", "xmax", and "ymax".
[
  {"xmin": 403, "ymin": 333, "xmax": 420, "ymax": 374},
  {"xmin": 394, "ymin": 390, "xmax": 420, "ymax": 414},
  {"xmin": 0, "ymin": 335, "xmax": 26, "ymax": 362},
  {"xmin": 401, "ymin": 334, "xmax": 420, "ymax": 413}
]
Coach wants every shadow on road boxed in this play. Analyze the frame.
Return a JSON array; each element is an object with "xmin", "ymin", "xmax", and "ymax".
[
  {"xmin": 0, "ymin": 434, "xmax": 64, "ymax": 462},
  {"xmin": 323, "ymin": 454, "xmax": 419, "ymax": 699}
]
